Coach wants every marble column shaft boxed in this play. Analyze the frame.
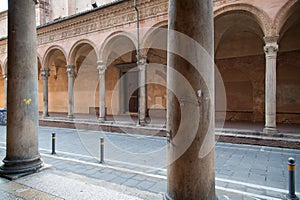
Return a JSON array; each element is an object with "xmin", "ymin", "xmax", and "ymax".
[
  {"xmin": 264, "ymin": 36, "xmax": 278, "ymax": 133},
  {"xmin": 167, "ymin": 0, "xmax": 215, "ymax": 199},
  {"xmin": 138, "ymin": 55, "xmax": 147, "ymax": 124},
  {"xmin": 41, "ymin": 68, "xmax": 50, "ymax": 117},
  {"xmin": 67, "ymin": 65, "xmax": 75, "ymax": 118},
  {"xmin": 0, "ymin": 0, "xmax": 43, "ymax": 177},
  {"xmin": 97, "ymin": 61, "xmax": 106, "ymax": 122}
]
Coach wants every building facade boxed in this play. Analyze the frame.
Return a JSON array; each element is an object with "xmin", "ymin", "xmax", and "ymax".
[{"xmin": 0, "ymin": 0, "xmax": 299, "ymax": 130}]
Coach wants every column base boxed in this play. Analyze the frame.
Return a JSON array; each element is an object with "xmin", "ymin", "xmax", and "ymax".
[
  {"xmin": 286, "ymin": 194, "xmax": 299, "ymax": 200},
  {"xmin": 0, "ymin": 156, "xmax": 44, "ymax": 180},
  {"xmin": 137, "ymin": 118, "xmax": 146, "ymax": 126},
  {"xmin": 67, "ymin": 114, "xmax": 74, "ymax": 119},
  {"xmin": 263, "ymin": 127, "xmax": 279, "ymax": 134},
  {"xmin": 163, "ymin": 193, "xmax": 173, "ymax": 200},
  {"xmin": 98, "ymin": 117, "xmax": 105, "ymax": 123},
  {"xmin": 42, "ymin": 113, "xmax": 49, "ymax": 118}
]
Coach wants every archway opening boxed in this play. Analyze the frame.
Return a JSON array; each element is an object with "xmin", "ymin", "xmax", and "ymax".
[
  {"xmin": 143, "ymin": 24, "xmax": 168, "ymax": 124},
  {"xmin": 102, "ymin": 34, "xmax": 138, "ymax": 120},
  {"xmin": 215, "ymin": 11, "xmax": 265, "ymax": 124},
  {"xmin": 44, "ymin": 48, "xmax": 68, "ymax": 116},
  {"xmin": 70, "ymin": 42, "xmax": 98, "ymax": 118},
  {"xmin": 277, "ymin": 2, "xmax": 300, "ymax": 124}
]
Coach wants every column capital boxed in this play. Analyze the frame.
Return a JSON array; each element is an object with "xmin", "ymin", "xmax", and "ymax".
[
  {"xmin": 264, "ymin": 44, "xmax": 278, "ymax": 58},
  {"xmin": 137, "ymin": 54, "xmax": 147, "ymax": 65},
  {"xmin": 97, "ymin": 61, "xmax": 107, "ymax": 75},
  {"xmin": 41, "ymin": 68, "xmax": 50, "ymax": 79},
  {"xmin": 264, "ymin": 36, "xmax": 279, "ymax": 58},
  {"xmin": 2, "ymin": 74, "xmax": 7, "ymax": 80},
  {"xmin": 66, "ymin": 65, "xmax": 75, "ymax": 77}
]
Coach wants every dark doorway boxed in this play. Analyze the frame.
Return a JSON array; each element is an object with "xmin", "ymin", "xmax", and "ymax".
[{"xmin": 122, "ymin": 70, "xmax": 138, "ymax": 113}]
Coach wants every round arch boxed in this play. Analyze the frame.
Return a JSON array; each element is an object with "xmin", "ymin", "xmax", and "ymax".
[
  {"xmin": 42, "ymin": 45, "xmax": 68, "ymax": 69},
  {"xmin": 214, "ymin": 3, "xmax": 272, "ymax": 36},
  {"xmin": 273, "ymin": 0, "xmax": 299, "ymax": 36},
  {"xmin": 141, "ymin": 20, "xmax": 168, "ymax": 46},
  {"xmin": 68, "ymin": 39, "xmax": 98, "ymax": 65},
  {"xmin": 141, "ymin": 20, "xmax": 168, "ymax": 56},
  {"xmin": 214, "ymin": 3, "xmax": 266, "ymax": 58},
  {"xmin": 99, "ymin": 31, "xmax": 137, "ymax": 63}
]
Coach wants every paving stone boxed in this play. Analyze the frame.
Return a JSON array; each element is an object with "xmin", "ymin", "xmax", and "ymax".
[
  {"xmin": 136, "ymin": 180, "xmax": 156, "ymax": 191},
  {"xmin": 148, "ymin": 180, "xmax": 166, "ymax": 193},
  {"xmin": 123, "ymin": 179, "xmax": 140, "ymax": 188},
  {"xmin": 111, "ymin": 176, "xmax": 128, "ymax": 185}
]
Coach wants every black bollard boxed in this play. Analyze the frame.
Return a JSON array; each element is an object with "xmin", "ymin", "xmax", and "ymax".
[
  {"xmin": 51, "ymin": 132, "xmax": 56, "ymax": 155},
  {"xmin": 287, "ymin": 157, "xmax": 299, "ymax": 200},
  {"xmin": 100, "ymin": 137, "xmax": 104, "ymax": 163}
]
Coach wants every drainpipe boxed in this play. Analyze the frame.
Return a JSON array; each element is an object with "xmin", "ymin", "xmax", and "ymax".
[{"xmin": 134, "ymin": 0, "xmax": 141, "ymax": 126}]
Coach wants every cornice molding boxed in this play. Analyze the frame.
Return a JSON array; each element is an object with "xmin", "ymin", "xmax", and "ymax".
[{"xmin": 37, "ymin": 0, "xmax": 168, "ymax": 45}]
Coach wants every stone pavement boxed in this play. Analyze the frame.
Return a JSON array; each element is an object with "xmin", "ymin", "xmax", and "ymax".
[{"xmin": 0, "ymin": 126, "xmax": 299, "ymax": 199}]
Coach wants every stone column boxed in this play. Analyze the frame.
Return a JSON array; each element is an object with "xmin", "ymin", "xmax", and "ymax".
[
  {"xmin": 41, "ymin": 68, "xmax": 50, "ymax": 117},
  {"xmin": 167, "ymin": 0, "xmax": 215, "ymax": 199},
  {"xmin": 263, "ymin": 36, "xmax": 279, "ymax": 133},
  {"xmin": 3, "ymin": 74, "xmax": 7, "ymax": 108},
  {"xmin": 66, "ymin": 65, "xmax": 75, "ymax": 118},
  {"xmin": 137, "ymin": 55, "xmax": 147, "ymax": 125},
  {"xmin": 97, "ymin": 61, "xmax": 106, "ymax": 122},
  {"xmin": 0, "ymin": 0, "xmax": 43, "ymax": 178}
]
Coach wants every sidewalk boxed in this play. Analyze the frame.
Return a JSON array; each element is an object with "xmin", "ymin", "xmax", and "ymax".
[{"xmin": 0, "ymin": 168, "xmax": 162, "ymax": 200}]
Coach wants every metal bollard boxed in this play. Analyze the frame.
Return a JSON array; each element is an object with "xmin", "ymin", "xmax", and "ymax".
[
  {"xmin": 287, "ymin": 157, "xmax": 299, "ymax": 200},
  {"xmin": 51, "ymin": 132, "xmax": 56, "ymax": 155},
  {"xmin": 100, "ymin": 137, "xmax": 104, "ymax": 163}
]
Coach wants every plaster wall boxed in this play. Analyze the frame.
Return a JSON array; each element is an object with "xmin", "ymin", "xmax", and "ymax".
[
  {"xmin": 216, "ymin": 55, "xmax": 265, "ymax": 122},
  {"xmin": 106, "ymin": 65, "xmax": 120, "ymax": 115},
  {"xmin": 48, "ymin": 66, "xmax": 68, "ymax": 113},
  {"xmin": 277, "ymin": 50, "xmax": 300, "ymax": 123},
  {"xmin": 74, "ymin": 63, "xmax": 98, "ymax": 114}
]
